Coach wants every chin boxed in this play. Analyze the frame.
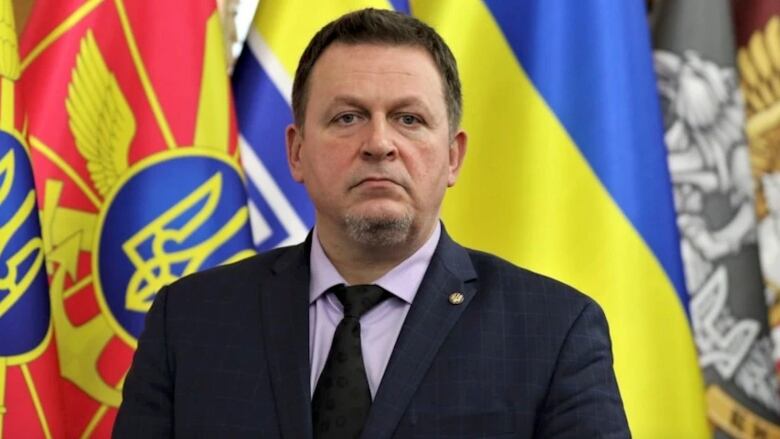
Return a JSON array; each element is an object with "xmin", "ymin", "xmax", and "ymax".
[{"xmin": 343, "ymin": 209, "xmax": 414, "ymax": 247}]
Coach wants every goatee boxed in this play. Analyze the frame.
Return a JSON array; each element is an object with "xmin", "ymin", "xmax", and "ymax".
[{"xmin": 344, "ymin": 213, "xmax": 413, "ymax": 247}]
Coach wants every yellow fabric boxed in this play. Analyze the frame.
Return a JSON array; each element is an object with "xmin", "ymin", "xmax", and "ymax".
[{"xmin": 412, "ymin": 1, "xmax": 709, "ymax": 436}]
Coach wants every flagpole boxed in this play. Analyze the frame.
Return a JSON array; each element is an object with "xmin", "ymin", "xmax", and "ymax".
[{"xmin": 0, "ymin": 358, "xmax": 5, "ymax": 439}]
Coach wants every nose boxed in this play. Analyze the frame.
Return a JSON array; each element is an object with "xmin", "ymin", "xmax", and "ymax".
[{"xmin": 360, "ymin": 118, "xmax": 397, "ymax": 161}]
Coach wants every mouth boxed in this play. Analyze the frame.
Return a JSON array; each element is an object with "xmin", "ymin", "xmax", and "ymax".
[{"xmin": 351, "ymin": 176, "xmax": 403, "ymax": 190}]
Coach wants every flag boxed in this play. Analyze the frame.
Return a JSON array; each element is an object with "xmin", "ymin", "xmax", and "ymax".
[
  {"xmin": 232, "ymin": 0, "xmax": 316, "ymax": 249},
  {"xmin": 733, "ymin": 0, "xmax": 780, "ymax": 397},
  {"xmin": 652, "ymin": 0, "xmax": 780, "ymax": 436},
  {"xmin": 429, "ymin": 1, "xmax": 708, "ymax": 436},
  {"xmin": 237, "ymin": 0, "xmax": 708, "ymax": 436},
  {"xmin": 0, "ymin": 0, "xmax": 66, "ymax": 437},
  {"xmin": 19, "ymin": 0, "xmax": 255, "ymax": 436}
]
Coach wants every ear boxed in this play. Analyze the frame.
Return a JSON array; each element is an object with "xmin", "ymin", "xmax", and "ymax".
[
  {"xmin": 286, "ymin": 124, "xmax": 305, "ymax": 183},
  {"xmin": 447, "ymin": 130, "xmax": 467, "ymax": 187}
]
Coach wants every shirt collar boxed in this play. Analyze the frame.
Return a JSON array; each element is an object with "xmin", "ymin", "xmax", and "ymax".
[{"xmin": 309, "ymin": 222, "xmax": 441, "ymax": 305}]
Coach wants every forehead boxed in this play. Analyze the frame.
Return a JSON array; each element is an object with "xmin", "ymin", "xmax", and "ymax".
[{"xmin": 307, "ymin": 43, "xmax": 444, "ymax": 102}]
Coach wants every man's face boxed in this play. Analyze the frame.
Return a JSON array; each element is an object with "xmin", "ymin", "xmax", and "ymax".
[{"xmin": 286, "ymin": 43, "xmax": 466, "ymax": 246}]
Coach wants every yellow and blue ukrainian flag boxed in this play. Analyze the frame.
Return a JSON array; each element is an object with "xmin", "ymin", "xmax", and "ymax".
[
  {"xmin": 233, "ymin": 0, "xmax": 709, "ymax": 435},
  {"xmin": 432, "ymin": 1, "xmax": 708, "ymax": 436}
]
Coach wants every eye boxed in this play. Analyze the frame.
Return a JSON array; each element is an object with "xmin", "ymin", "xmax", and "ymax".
[
  {"xmin": 333, "ymin": 113, "xmax": 360, "ymax": 126},
  {"xmin": 398, "ymin": 114, "xmax": 422, "ymax": 126}
]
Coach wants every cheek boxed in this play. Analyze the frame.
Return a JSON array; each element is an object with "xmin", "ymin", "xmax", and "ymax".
[
  {"xmin": 304, "ymin": 151, "xmax": 349, "ymax": 187},
  {"xmin": 408, "ymin": 151, "xmax": 451, "ymax": 189},
  {"xmin": 421, "ymin": 147, "xmax": 453, "ymax": 173}
]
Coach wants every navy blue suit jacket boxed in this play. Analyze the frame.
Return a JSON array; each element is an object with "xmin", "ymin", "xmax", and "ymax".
[{"xmin": 114, "ymin": 230, "xmax": 630, "ymax": 438}]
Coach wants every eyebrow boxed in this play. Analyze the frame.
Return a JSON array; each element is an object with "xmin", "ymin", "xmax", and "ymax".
[{"xmin": 328, "ymin": 95, "xmax": 432, "ymax": 112}]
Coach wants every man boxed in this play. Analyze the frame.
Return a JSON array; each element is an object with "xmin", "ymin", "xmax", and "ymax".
[{"xmin": 114, "ymin": 8, "xmax": 629, "ymax": 438}]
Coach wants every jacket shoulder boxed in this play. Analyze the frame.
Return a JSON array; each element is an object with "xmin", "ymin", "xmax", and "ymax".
[
  {"xmin": 164, "ymin": 243, "xmax": 302, "ymax": 302},
  {"xmin": 464, "ymin": 247, "xmax": 599, "ymax": 315}
]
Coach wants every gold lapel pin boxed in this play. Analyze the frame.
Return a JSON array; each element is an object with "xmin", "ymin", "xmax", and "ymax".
[{"xmin": 449, "ymin": 292, "xmax": 465, "ymax": 305}]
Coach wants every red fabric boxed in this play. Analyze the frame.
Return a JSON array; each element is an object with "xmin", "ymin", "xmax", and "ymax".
[{"xmin": 15, "ymin": 0, "xmax": 237, "ymax": 436}]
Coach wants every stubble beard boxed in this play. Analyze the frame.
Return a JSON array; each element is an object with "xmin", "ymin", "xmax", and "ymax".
[{"xmin": 343, "ymin": 211, "xmax": 414, "ymax": 247}]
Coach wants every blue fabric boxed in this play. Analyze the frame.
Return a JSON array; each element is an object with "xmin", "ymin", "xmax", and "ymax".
[
  {"xmin": 483, "ymin": 0, "xmax": 688, "ymax": 307},
  {"xmin": 389, "ymin": 0, "xmax": 410, "ymax": 14},
  {"xmin": 0, "ymin": 132, "xmax": 50, "ymax": 356},
  {"xmin": 232, "ymin": 47, "xmax": 315, "ymax": 250}
]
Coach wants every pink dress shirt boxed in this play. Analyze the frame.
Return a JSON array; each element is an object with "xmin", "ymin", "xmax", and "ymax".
[{"xmin": 308, "ymin": 223, "xmax": 441, "ymax": 399}]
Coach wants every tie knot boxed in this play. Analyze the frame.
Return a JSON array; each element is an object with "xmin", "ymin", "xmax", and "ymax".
[{"xmin": 332, "ymin": 284, "xmax": 390, "ymax": 318}]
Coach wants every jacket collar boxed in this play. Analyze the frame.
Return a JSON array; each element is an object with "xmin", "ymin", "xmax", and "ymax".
[{"xmin": 259, "ymin": 227, "xmax": 478, "ymax": 439}]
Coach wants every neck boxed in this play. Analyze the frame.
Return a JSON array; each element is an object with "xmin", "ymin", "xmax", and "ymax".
[{"xmin": 316, "ymin": 220, "xmax": 436, "ymax": 284}]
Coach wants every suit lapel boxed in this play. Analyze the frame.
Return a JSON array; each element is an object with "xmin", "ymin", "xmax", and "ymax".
[
  {"xmin": 258, "ymin": 238, "xmax": 313, "ymax": 439},
  {"xmin": 362, "ymin": 230, "xmax": 478, "ymax": 439}
]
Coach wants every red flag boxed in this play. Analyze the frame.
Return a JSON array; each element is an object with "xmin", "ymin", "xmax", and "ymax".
[
  {"xmin": 19, "ymin": 0, "xmax": 254, "ymax": 436},
  {"xmin": 1, "ymin": 0, "xmax": 67, "ymax": 437}
]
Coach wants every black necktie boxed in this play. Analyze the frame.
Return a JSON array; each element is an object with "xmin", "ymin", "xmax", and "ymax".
[{"xmin": 312, "ymin": 284, "xmax": 391, "ymax": 439}]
